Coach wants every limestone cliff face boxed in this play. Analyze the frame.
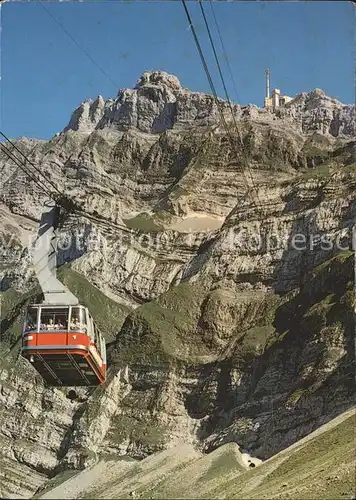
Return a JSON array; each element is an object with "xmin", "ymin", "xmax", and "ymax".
[
  {"xmin": 63, "ymin": 71, "xmax": 238, "ymax": 135},
  {"xmin": 279, "ymin": 88, "xmax": 356, "ymax": 137},
  {"xmin": 61, "ymin": 72, "xmax": 355, "ymax": 139},
  {"xmin": 0, "ymin": 71, "xmax": 355, "ymax": 498}
]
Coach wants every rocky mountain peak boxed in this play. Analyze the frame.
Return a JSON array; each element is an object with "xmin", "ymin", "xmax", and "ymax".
[
  {"xmin": 309, "ymin": 88, "xmax": 326, "ymax": 98},
  {"xmin": 276, "ymin": 87, "xmax": 355, "ymax": 136},
  {"xmin": 61, "ymin": 70, "xmax": 355, "ymax": 138},
  {"xmin": 135, "ymin": 70, "xmax": 182, "ymax": 91}
]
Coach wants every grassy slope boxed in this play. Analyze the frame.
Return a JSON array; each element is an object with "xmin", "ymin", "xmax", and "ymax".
[
  {"xmin": 112, "ymin": 250, "xmax": 353, "ymax": 385},
  {"xmin": 108, "ymin": 250, "xmax": 353, "ymax": 463},
  {"xmin": 115, "ymin": 251, "xmax": 353, "ymax": 370},
  {"xmin": 35, "ymin": 409, "xmax": 355, "ymax": 500},
  {"xmin": 221, "ymin": 411, "xmax": 356, "ymax": 500},
  {"xmin": 113, "ymin": 281, "xmax": 209, "ymax": 365},
  {"xmin": 0, "ymin": 287, "xmax": 37, "ymax": 355},
  {"xmin": 123, "ymin": 211, "xmax": 173, "ymax": 232},
  {"xmin": 59, "ymin": 267, "xmax": 130, "ymax": 343},
  {"xmin": 114, "ymin": 281, "xmax": 283, "ymax": 367}
]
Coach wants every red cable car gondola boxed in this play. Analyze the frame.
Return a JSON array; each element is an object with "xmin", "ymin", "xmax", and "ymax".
[
  {"xmin": 21, "ymin": 199, "xmax": 107, "ymax": 387},
  {"xmin": 22, "ymin": 304, "xmax": 106, "ymax": 386}
]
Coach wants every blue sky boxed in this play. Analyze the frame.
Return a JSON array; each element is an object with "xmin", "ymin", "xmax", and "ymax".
[{"xmin": 1, "ymin": 1, "xmax": 354, "ymax": 140}]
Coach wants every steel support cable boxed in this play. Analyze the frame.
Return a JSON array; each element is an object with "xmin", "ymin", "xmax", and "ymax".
[
  {"xmin": 204, "ymin": 1, "xmax": 322, "ymax": 301},
  {"xmin": 0, "ymin": 142, "xmax": 49, "ymax": 194},
  {"xmin": 0, "ymin": 142, "xmax": 54, "ymax": 196},
  {"xmin": 0, "ymin": 135, "xmax": 83, "ymax": 221},
  {"xmin": 204, "ymin": 2, "xmax": 310, "ymax": 311},
  {"xmin": 181, "ymin": 0, "xmax": 259, "ymax": 215},
  {"xmin": 180, "ymin": 0, "xmax": 252, "ymax": 195},
  {"xmin": 198, "ymin": 0, "xmax": 261, "ymax": 209},
  {"xmin": 181, "ymin": 1, "xmax": 220, "ymax": 106},
  {"xmin": 39, "ymin": 2, "xmax": 120, "ymax": 92},
  {"xmin": 199, "ymin": 0, "xmax": 239, "ymax": 124},
  {"xmin": 0, "ymin": 136, "xmax": 126, "ymax": 232},
  {"xmin": 0, "ymin": 132, "xmax": 63, "ymax": 197},
  {"xmin": 0, "ymin": 141, "xmax": 84, "ymax": 226},
  {"xmin": 208, "ymin": 0, "xmax": 242, "ymax": 106},
  {"xmin": 0, "ymin": 138, "xmax": 133, "ymax": 235}
]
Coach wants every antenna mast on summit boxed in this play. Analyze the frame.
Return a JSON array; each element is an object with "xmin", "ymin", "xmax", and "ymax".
[{"xmin": 266, "ymin": 68, "xmax": 270, "ymax": 99}]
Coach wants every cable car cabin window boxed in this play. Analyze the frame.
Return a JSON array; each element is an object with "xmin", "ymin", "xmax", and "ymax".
[
  {"xmin": 93, "ymin": 324, "xmax": 98, "ymax": 346},
  {"xmin": 40, "ymin": 308, "xmax": 68, "ymax": 331},
  {"xmin": 100, "ymin": 335, "xmax": 104, "ymax": 359},
  {"xmin": 69, "ymin": 307, "xmax": 87, "ymax": 333},
  {"xmin": 88, "ymin": 314, "xmax": 95, "ymax": 341},
  {"xmin": 25, "ymin": 307, "xmax": 38, "ymax": 332},
  {"xmin": 94, "ymin": 324, "xmax": 101, "ymax": 355}
]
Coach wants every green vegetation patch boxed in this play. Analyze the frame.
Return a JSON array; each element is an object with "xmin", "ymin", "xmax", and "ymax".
[
  {"xmin": 299, "ymin": 164, "xmax": 330, "ymax": 179},
  {"xmin": 314, "ymin": 249, "xmax": 354, "ymax": 274},
  {"xmin": 302, "ymin": 145, "xmax": 330, "ymax": 158},
  {"xmin": 33, "ymin": 470, "xmax": 79, "ymax": 499},
  {"xmin": 137, "ymin": 282, "xmax": 209, "ymax": 360},
  {"xmin": 0, "ymin": 286, "xmax": 41, "ymax": 355},
  {"xmin": 342, "ymin": 161, "xmax": 356, "ymax": 173},
  {"xmin": 59, "ymin": 267, "xmax": 130, "ymax": 342},
  {"xmin": 201, "ymin": 445, "xmax": 245, "ymax": 483},
  {"xmin": 123, "ymin": 211, "xmax": 173, "ymax": 232},
  {"xmin": 237, "ymin": 325, "xmax": 277, "ymax": 362},
  {"xmin": 207, "ymin": 413, "xmax": 355, "ymax": 500},
  {"xmin": 107, "ymin": 414, "xmax": 167, "ymax": 449},
  {"xmin": 254, "ymin": 413, "xmax": 356, "ymax": 499},
  {"xmin": 115, "ymin": 284, "xmax": 286, "ymax": 369},
  {"xmin": 115, "ymin": 282, "xmax": 210, "ymax": 365}
]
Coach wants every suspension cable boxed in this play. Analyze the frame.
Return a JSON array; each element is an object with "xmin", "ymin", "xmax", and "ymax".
[
  {"xmin": 0, "ymin": 132, "xmax": 63, "ymax": 196},
  {"xmin": 0, "ymin": 142, "xmax": 54, "ymax": 196},
  {"xmin": 180, "ymin": 0, "xmax": 253, "ymax": 197},
  {"xmin": 198, "ymin": 0, "xmax": 261, "ymax": 208},
  {"xmin": 208, "ymin": 0, "xmax": 242, "ymax": 105},
  {"xmin": 39, "ymin": 2, "xmax": 120, "ymax": 92},
  {"xmin": 182, "ymin": 0, "xmax": 261, "ymax": 212},
  {"xmin": 0, "ymin": 133, "xmax": 133, "ymax": 232}
]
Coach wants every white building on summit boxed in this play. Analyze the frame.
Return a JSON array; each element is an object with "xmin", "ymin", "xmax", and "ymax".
[{"xmin": 264, "ymin": 69, "xmax": 293, "ymax": 110}]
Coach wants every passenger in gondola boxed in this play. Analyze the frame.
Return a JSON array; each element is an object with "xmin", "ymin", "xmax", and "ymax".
[
  {"xmin": 70, "ymin": 318, "xmax": 87, "ymax": 332},
  {"xmin": 47, "ymin": 318, "xmax": 55, "ymax": 330},
  {"xmin": 70, "ymin": 318, "xmax": 79, "ymax": 330}
]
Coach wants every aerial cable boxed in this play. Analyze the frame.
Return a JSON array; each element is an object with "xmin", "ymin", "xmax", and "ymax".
[
  {"xmin": 0, "ymin": 134, "xmax": 133, "ymax": 233},
  {"xmin": 0, "ymin": 144, "xmax": 50, "ymax": 195},
  {"xmin": 181, "ymin": 0, "xmax": 258, "ymax": 209},
  {"xmin": 200, "ymin": 3, "xmax": 311, "ymax": 303},
  {"xmin": 0, "ymin": 132, "xmax": 63, "ymax": 196},
  {"xmin": 180, "ymin": 0, "xmax": 253, "ymax": 198},
  {"xmin": 208, "ymin": 0, "xmax": 242, "ymax": 106},
  {"xmin": 39, "ymin": 2, "xmax": 120, "ymax": 92},
  {"xmin": 0, "ymin": 142, "xmax": 53, "ymax": 196},
  {"xmin": 0, "ymin": 137, "xmax": 80, "ymax": 219},
  {"xmin": 199, "ymin": 1, "xmax": 312, "ymax": 300},
  {"xmin": 198, "ymin": 0, "xmax": 261, "ymax": 209},
  {"xmin": 198, "ymin": 0, "xmax": 235, "ymax": 117},
  {"xmin": 0, "ymin": 132, "xmax": 62, "ymax": 196},
  {"xmin": 0, "ymin": 136, "xmax": 95, "ymax": 220},
  {"xmin": 180, "ymin": 0, "xmax": 221, "ymax": 105}
]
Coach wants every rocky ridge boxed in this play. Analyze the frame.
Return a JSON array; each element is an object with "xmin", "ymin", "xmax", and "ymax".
[{"xmin": 0, "ymin": 71, "xmax": 355, "ymax": 498}]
